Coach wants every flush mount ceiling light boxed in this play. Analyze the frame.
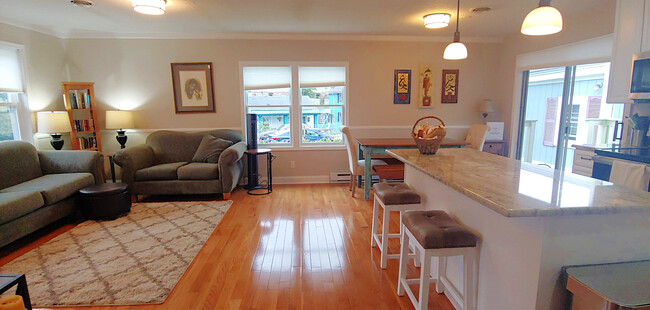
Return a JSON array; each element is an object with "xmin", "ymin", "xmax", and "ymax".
[
  {"xmin": 423, "ymin": 13, "xmax": 451, "ymax": 29},
  {"xmin": 443, "ymin": 0, "xmax": 467, "ymax": 60},
  {"xmin": 132, "ymin": 0, "xmax": 166, "ymax": 15},
  {"xmin": 521, "ymin": 0, "xmax": 563, "ymax": 36}
]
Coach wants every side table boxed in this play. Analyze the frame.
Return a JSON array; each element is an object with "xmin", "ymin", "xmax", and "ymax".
[
  {"xmin": 245, "ymin": 148, "xmax": 274, "ymax": 195},
  {"xmin": 0, "ymin": 274, "xmax": 32, "ymax": 310},
  {"xmin": 108, "ymin": 155, "xmax": 116, "ymax": 182}
]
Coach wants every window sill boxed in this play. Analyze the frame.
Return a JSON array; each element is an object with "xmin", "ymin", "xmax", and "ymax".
[{"xmin": 258, "ymin": 145, "xmax": 346, "ymax": 152}]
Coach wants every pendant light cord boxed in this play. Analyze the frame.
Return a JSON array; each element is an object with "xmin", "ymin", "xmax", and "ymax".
[{"xmin": 453, "ymin": 0, "xmax": 461, "ymax": 42}]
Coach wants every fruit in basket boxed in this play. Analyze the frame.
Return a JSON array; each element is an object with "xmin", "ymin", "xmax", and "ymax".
[{"xmin": 423, "ymin": 124, "xmax": 446, "ymax": 139}]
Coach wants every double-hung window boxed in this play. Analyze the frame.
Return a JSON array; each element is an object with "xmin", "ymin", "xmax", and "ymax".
[
  {"xmin": 0, "ymin": 44, "xmax": 26, "ymax": 142},
  {"xmin": 242, "ymin": 63, "xmax": 347, "ymax": 148}
]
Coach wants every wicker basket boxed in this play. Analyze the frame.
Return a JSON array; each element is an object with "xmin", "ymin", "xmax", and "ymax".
[{"xmin": 411, "ymin": 116, "xmax": 446, "ymax": 155}]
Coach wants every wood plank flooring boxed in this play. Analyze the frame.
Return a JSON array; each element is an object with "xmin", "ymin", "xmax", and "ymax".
[{"xmin": 0, "ymin": 184, "xmax": 455, "ymax": 310}]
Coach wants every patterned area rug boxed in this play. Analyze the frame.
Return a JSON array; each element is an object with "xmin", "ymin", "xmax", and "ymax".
[{"xmin": 0, "ymin": 200, "xmax": 232, "ymax": 307}]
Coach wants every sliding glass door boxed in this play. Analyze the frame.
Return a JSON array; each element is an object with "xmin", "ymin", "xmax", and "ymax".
[{"xmin": 517, "ymin": 62, "xmax": 623, "ymax": 171}]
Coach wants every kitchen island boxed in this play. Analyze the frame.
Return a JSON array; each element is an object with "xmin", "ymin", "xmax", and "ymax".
[{"xmin": 387, "ymin": 148, "xmax": 650, "ymax": 310}]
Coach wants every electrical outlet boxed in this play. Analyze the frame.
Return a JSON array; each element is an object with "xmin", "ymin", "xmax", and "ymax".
[{"xmin": 290, "ymin": 160, "xmax": 296, "ymax": 168}]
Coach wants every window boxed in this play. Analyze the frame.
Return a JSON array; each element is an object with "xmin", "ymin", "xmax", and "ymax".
[
  {"xmin": 242, "ymin": 64, "xmax": 346, "ymax": 147},
  {"xmin": 0, "ymin": 44, "xmax": 26, "ymax": 142}
]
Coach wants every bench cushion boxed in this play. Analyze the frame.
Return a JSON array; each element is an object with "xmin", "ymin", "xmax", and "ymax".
[
  {"xmin": 135, "ymin": 162, "xmax": 187, "ymax": 181},
  {"xmin": 373, "ymin": 183, "xmax": 421, "ymax": 205},
  {"xmin": 0, "ymin": 191, "xmax": 45, "ymax": 225},
  {"xmin": 177, "ymin": 163, "xmax": 219, "ymax": 180},
  {"xmin": 402, "ymin": 210, "xmax": 477, "ymax": 249},
  {"xmin": 0, "ymin": 173, "xmax": 94, "ymax": 205}
]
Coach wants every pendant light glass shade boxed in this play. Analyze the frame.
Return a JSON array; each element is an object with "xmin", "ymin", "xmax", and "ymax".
[
  {"xmin": 423, "ymin": 13, "xmax": 451, "ymax": 29},
  {"xmin": 132, "ymin": 0, "xmax": 166, "ymax": 15},
  {"xmin": 444, "ymin": 41, "xmax": 468, "ymax": 60},
  {"xmin": 521, "ymin": 5, "xmax": 562, "ymax": 35}
]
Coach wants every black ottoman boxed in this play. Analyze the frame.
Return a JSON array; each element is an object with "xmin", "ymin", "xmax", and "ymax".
[{"xmin": 79, "ymin": 182, "xmax": 131, "ymax": 220}]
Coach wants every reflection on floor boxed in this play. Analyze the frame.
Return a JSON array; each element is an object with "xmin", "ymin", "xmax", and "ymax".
[{"xmin": 1, "ymin": 184, "xmax": 455, "ymax": 310}]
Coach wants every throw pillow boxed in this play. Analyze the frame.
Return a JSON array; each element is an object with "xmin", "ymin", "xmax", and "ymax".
[{"xmin": 192, "ymin": 135, "xmax": 233, "ymax": 163}]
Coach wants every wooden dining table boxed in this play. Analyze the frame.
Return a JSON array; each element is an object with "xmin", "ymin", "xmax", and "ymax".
[{"xmin": 356, "ymin": 137, "xmax": 467, "ymax": 199}]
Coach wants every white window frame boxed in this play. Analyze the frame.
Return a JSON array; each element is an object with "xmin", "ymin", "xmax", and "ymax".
[
  {"xmin": 0, "ymin": 41, "xmax": 32, "ymax": 143},
  {"xmin": 240, "ymin": 61, "xmax": 349, "ymax": 150}
]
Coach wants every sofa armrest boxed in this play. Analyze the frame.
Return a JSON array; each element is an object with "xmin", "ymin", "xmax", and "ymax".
[
  {"xmin": 113, "ymin": 144, "xmax": 155, "ymax": 185},
  {"xmin": 218, "ymin": 141, "xmax": 246, "ymax": 193},
  {"xmin": 38, "ymin": 150, "xmax": 105, "ymax": 184}
]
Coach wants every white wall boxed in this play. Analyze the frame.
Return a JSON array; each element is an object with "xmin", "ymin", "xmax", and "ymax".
[{"xmin": 60, "ymin": 38, "xmax": 502, "ymax": 180}]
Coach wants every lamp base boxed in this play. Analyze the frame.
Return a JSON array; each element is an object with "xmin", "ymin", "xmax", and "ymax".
[
  {"xmin": 50, "ymin": 133, "xmax": 64, "ymax": 150},
  {"xmin": 116, "ymin": 130, "xmax": 128, "ymax": 149}
]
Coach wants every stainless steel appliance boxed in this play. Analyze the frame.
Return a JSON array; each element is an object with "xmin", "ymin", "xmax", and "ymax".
[{"xmin": 629, "ymin": 52, "xmax": 650, "ymax": 100}]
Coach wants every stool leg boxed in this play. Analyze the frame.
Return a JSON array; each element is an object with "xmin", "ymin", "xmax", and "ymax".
[
  {"xmin": 371, "ymin": 196, "xmax": 379, "ymax": 248},
  {"xmin": 463, "ymin": 248, "xmax": 477, "ymax": 310},
  {"xmin": 436, "ymin": 256, "xmax": 446, "ymax": 294},
  {"xmin": 380, "ymin": 206, "xmax": 390, "ymax": 269},
  {"xmin": 418, "ymin": 251, "xmax": 432, "ymax": 310},
  {"xmin": 412, "ymin": 243, "xmax": 421, "ymax": 268},
  {"xmin": 397, "ymin": 224, "xmax": 409, "ymax": 297}
]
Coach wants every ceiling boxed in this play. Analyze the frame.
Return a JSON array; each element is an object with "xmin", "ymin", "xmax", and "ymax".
[{"xmin": 0, "ymin": 0, "xmax": 612, "ymax": 39}]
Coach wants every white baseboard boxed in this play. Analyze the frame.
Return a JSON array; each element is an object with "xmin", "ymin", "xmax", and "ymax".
[{"xmin": 271, "ymin": 175, "xmax": 331, "ymax": 184}]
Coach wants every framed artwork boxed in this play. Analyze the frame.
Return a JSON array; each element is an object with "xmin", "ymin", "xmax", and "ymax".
[
  {"xmin": 418, "ymin": 65, "xmax": 434, "ymax": 109},
  {"xmin": 441, "ymin": 69, "xmax": 459, "ymax": 104},
  {"xmin": 171, "ymin": 62, "xmax": 215, "ymax": 113},
  {"xmin": 394, "ymin": 69, "xmax": 411, "ymax": 104}
]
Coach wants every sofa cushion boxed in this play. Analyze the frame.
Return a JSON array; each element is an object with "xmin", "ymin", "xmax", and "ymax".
[
  {"xmin": 0, "ymin": 141, "xmax": 43, "ymax": 190},
  {"xmin": 0, "ymin": 173, "xmax": 94, "ymax": 205},
  {"xmin": 135, "ymin": 162, "xmax": 188, "ymax": 181},
  {"xmin": 192, "ymin": 136, "xmax": 233, "ymax": 163},
  {"xmin": 0, "ymin": 191, "xmax": 45, "ymax": 225},
  {"xmin": 177, "ymin": 163, "xmax": 220, "ymax": 180}
]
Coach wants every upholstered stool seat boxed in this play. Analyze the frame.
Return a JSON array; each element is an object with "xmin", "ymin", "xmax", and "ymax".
[
  {"xmin": 402, "ymin": 210, "xmax": 477, "ymax": 249},
  {"xmin": 398, "ymin": 210, "xmax": 479, "ymax": 310},
  {"xmin": 371, "ymin": 183, "xmax": 422, "ymax": 269}
]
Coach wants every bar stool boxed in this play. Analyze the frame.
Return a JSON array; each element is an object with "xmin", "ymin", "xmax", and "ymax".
[
  {"xmin": 397, "ymin": 210, "xmax": 479, "ymax": 310},
  {"xmin": 371, "ymin": 183, "xmax": 422, "ymax": 269}
]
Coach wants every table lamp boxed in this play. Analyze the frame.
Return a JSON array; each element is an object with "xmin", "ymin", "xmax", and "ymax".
[
  {"xmin": 478, "ymin": 100, "xmax": 495, "ymax": 118},
  {"xmin": 37, "ymin": 111, "xmax": 72, "ymax": 150},
  {"xmin": 106, "ymin": 110, "xmax": 134, "ymax": 149}
]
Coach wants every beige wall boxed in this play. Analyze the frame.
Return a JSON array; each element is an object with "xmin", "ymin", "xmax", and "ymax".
[
  {"xmin": 60, "ymin": 38, "xmax": 502, "ymax": 180},
  {"xmin": 494, "ymin": 2, "xmax": 616, "ymax": 148}
]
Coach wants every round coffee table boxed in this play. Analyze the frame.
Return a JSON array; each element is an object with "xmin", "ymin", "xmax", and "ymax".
[{"xmin": 79, "ymin": 182, "xmax": 131, "ymax": 220}]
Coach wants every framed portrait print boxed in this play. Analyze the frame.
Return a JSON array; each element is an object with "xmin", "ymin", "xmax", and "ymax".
[
  {"xmin": 394, "ymin": 69, "xmax": 411, "ymax": 104},
  {"xmin": 171, "ymin": 62, "xmax": 215, "ymax": 113},
  {"xmin": 418, "ymin": 65, "xmax": 434, "ymax": 109},
  {"xmin": 441, "ymin": 69, "xmax": 459, "ymax": 104}
]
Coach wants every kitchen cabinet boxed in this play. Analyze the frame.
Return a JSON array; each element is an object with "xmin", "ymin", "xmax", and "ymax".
[
  {"xmin": 607, "ymin": 0, "xmax": 647, "ymax": 104},
  {"xmin": 483, "ymin": 141, "xmax": 507, "ymax": 157},
  {"xmin": 572, "ymin": 149, "xmax": 595, "ymax": 177}
]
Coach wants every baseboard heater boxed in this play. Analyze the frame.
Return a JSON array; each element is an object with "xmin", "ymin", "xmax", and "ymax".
[{"xmin": 329, "ymin": 172, "xmax": 380, "ymax": 183}]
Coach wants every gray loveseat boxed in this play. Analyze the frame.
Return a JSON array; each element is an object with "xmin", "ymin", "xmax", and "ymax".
[
  {"xmin": 0, "ymin": 141, "xmax": 104, "ymax": 248},
  {"xmin": 113, "ymin": 130, "xmax": 246, "ymax": 199}
]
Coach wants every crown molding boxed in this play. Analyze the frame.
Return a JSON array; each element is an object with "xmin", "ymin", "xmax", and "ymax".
[{"xmin": 1, "ymin": 19, "xmax": 502, "ymax": 43}]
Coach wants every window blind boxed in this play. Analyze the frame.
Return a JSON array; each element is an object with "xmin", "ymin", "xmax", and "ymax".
[
  {"xmin": 299, "ymin": 66, "xmax": 346, "ymax": 88},
  {"xmin": 243, "ymin": 66, "xmax": 291, "ymax": 90},
  {"xmin": 0, "ymin": 45, "xmax": 23, "ymax": 93}
]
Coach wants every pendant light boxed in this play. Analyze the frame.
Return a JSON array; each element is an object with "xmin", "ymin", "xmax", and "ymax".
[
  {"xmin": 521, "ymin": 0, "xmax": 563, "ymax": 36},
  {"xmin": 443, "ymin": 0, "xmax": 467, "ymax": 60},
  {"xmin": 132, "ymin": 0, "xmax": 166, "ymax": 15}
]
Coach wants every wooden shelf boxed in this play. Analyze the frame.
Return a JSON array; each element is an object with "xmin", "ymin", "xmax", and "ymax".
[{"xmin": 62, "ymin": 82, "xmax": 102, "ymax": 152}]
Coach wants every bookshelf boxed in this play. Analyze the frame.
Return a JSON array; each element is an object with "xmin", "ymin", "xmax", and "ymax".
[{"xmin": 61, "ymin": 82, "xmax": 102, "ymax": 152}]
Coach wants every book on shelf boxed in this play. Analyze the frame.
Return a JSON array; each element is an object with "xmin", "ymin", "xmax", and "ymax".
[
  {"xmin": 77, "ymin": 136, "xmax": 97, "ymax": 150},
  {"xmin": 66, "ymin": 90, "xmax": 92, "ymax": 109},
  {"xmin": 72, "ymin": 119, "xmax": 95, "ymax": 132}
]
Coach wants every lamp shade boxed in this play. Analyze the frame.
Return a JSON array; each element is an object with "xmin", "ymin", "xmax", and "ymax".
[
  {"xmin": 478, "ymin": 100, "xmax": 495, "ymax": 113},
  {"xmin": 37, "ymin": 111, "xmax": 72, "ymax": 133},
  {"xmin": 521, "ymin": 6, "xmax": 563, "ymax": 35},
  {"xmin": 423, "ymin": 13, "xmax": 451, "ymax": 29},
  {"xmin": 106, "ymin": 110, "xmax": 135, "ymax": 129},
  {"xmin": 132, "ymin": 0, "xmax": 166, "ymax": 15},
  {"xmin": 443, "ymin": 42, "xmax": 468, "ymax": 60}
]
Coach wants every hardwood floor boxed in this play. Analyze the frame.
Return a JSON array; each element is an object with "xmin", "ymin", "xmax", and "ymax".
[{"xmin": 0, "ymin": 184, "xmax": 455, "ymax": 310}]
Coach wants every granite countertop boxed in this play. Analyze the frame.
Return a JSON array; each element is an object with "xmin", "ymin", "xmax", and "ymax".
[{"xmin": 387, "ymin": 148, "xmax": 650, "ymax": 217}]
